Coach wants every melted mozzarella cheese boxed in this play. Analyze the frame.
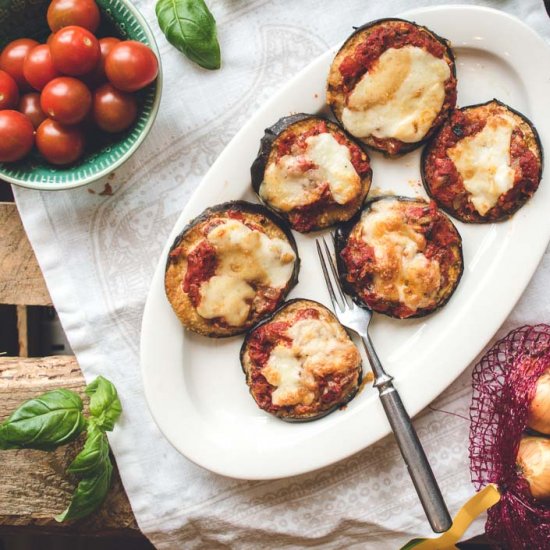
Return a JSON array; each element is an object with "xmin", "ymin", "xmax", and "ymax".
[
  {"xmin": 261, "ymin": 317, "xmax": 360, "ymax": 407},
  {"xmin": 195, "ymin": 219, "xmax": 295, "ymax": 325},
  {"xmin": 207, "ymin": 219, "xmax": 295, "ymax": 287},
  {"xmin": 262, "ymin": 346, "xmax": 311, "ymax": 407},
  {"xmin": 259, "ymin": 132, "xmax": 361, "ymax": 212},
  {"xmin": 197, "ymin": 275, "xmax": 255, "ymax": 326},
  {"xmin": 342, "ymin": 46, "xmax": 451, "ymax": 143},
  {"xmin": 288, "ymin": 318, "xmax": 343, "ymax": 364},
  {"xmin": 447, "ymin": 114, "xmax": 516, "ymax": 215},
  {"xmin": 260, "ymin": 156, "xmax": 319, "ymax": 212},
  {"xmin": 359, "ymin": 200, "xmax": 441, "ymax": 311}
]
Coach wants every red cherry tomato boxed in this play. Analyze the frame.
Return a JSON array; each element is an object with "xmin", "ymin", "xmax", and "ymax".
[
  {"xmin": 93, "ymin": 83, "xmax": 137, "ymax": 133},
  {"xmin": 40, "ymin": 77, "xmax": 92, "ymax": 124},
  {"xmin": 36, "ymin": 118, "xmax": 84, "ymax": 165},
  {"xmin": 0, "ymin": 69, "xmax": 19, "ymax": 109},
  {"xmin": 83, "ymin": 37, "xmax": 120, "ymax": 87},
  {"xmin": 47, "ymin": 0, "xmax": 101, "ymax": 33},
  {"xmin": 0, "ymin": 38, "xmax": 39, "ymax": 89},
  {"xmin": 105, "ymin": 41, "xmax": 158, "ymax": 92},
  {"xmin": 0, "ymin": 110, "xmax": 34, "ymax": 162},
  {"xmin": 19, "ymin": 93, "xmax": 47, "ymax": 129},
  {"xmin": 50, "ymin": 25, "xmax": 100, "ymax": 76},
  {"xmin": 23, "ymin": 44, "xmax": 60, "ymax": 91}
]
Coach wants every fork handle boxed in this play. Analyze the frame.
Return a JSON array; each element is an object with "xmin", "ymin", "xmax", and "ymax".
[
  {"xmin": 362, "ymin": 338, "xmax": 452, "ymax": 533},
  {"xmin": 377, "ymin": 381, "xmax": 452, "ymax": 533}
]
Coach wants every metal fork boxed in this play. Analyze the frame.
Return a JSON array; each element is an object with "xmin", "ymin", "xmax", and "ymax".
[{"xmin": 316, "ymin": 236, "xmax": 452, "ymax": 534}]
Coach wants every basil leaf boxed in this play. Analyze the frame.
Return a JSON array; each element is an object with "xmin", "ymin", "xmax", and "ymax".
[
  {"xmin": 85, "ymin": 376, "xmax": 122, "ymax": 432},
  {"xmin": 56, "ymin": 457, "xmax": 113, "ymax": 522},
  {"xmin": 0, "ymin": 389, "xmax": 85, "ymax": 451},
  {"xmin": 156, "ymin": 0, "xmax": 221, "ymax": 70},
  {"xmin": 67, "ymin": 426, "xmax": 110, "ymax": 477}
]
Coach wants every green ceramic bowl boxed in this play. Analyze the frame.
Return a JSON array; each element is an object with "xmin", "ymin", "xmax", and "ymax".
[{"xmin": 0, "ymin": 0, "xmax": 162, "ymax": 190}]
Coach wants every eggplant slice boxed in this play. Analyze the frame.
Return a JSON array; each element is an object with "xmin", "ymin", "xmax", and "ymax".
[
  {"xmin": 251, "ymin": 113, "xmax": 372, "ymax": 232},
  {"xmin": 327, "ymin": 18, "xmax": 457, "ymax": 156},
  {"xmin": 165, "ymin": 201, "xmax": 300, "ymax": 338},
  {"xmin": 240, "ymin": 299, "xmax": 362, "ymax": 421},
  {"xmin": 335, "ymin": 196, "xmax": 463, "ymax": 319},
  {"xmin": 422, "ymin": 99, "xmax": 543, "ymax": 223}
]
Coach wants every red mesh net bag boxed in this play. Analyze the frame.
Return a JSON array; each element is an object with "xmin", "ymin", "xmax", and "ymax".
[{"xmin": 469, "ymin": 324, "xmax": 550, "ymax": 549}]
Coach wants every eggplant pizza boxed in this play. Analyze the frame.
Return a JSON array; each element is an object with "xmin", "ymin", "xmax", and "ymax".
[
  {"xmin": 240, "ymin": 299, "xmax": 362, "ymax": 421},
  {"xmin": 165, "ymin": 201, "xmax": 299, "ymax": 337},
  {"xmin": 251, "ymin": 114, "xmax": 372, "ymax": 232},
  {"xmin": 335, "ymin": 196, "xmax": 463, "ymax": 319},
  {"xmin": 327, "ymin": 18, "xmax": 457, "ymax": 156},
  {"xmin": 422, "ymin": 99, "xmax": 543, "ymax": 223}
]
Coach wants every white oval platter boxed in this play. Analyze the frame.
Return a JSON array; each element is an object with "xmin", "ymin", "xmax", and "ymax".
[{"xmin": 141, "ymin": 5, "xmax": 550, "ymax": 479}]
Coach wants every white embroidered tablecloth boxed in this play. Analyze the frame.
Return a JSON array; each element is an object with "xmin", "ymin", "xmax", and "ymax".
[{"xmin": 12, "ymin": 0, "xmax": 550, "ymax": 547}]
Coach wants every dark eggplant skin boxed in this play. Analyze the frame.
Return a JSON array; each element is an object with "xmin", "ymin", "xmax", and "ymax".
[
  {"xmin": 334, "ymin": 195, "xmax": 464, "ymax": 319},
  {"xmin": 327, "ymin": 18, "xmax": 457, "ymax": 156},
  {"xmin": 240, "ymin": 298, "xmax": 363, "ymax": 422},
  {"xmin": 250, "ymin": 113, "xmax": 373, "ymax": 232},
  {"xmin": 421, "ymin": 98, "xmax": 544, "ymax": 223},
  {"xmin": 165, "ymin": 200, "xmax": 300, "ymax": 338}
]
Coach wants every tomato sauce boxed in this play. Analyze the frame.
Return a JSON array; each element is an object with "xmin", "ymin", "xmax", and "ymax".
[
  {"xmin": 340, "ymin": 202, "xmax": 461, "ymax": 318},
  {"xmin": 424, "ymin": 107, "xmax": 541, "ymax": 222},
  {"xmin": 276, "ymin": 121, "xmax": 371, "ymax": 176},
  {"xmin": 273, "ymin": 121, "xmax": 371, "ymax": 230},
  {"xmin": 294, "ymin": 307, "xmax": 320, "ymax": 321},
  {"xmin": 248, "ymin": 321, "xmax": 291, "ymax": 368},
  {"xmin": 247, "ymin": 321, "xmax": 291, "ymax": 412},
  {"xmin": 338, "ymin": 23, "xmax": 446, "ymax": 91},
  {"xmin": 182, "ymin": 241, "xmax": 217, "ymax": 307},
  {"xmin": 287, "ymin": 183, "xmax": 332, "ymax": 233},
  {"xmin": 332, "ymin": 131, "xmax": 371, "ymax": 175},
  {"xmin": 247, "ymin": 307, "xmax": 352, "ymax": 415},
  {"xmin": 335, "ymin": 22, "xmax": 456, "ymax": 154}
]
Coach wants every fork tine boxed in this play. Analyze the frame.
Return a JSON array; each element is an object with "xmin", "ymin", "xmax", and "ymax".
[
  {"xmin": 322, "ymin": 237, "xmax": 350, "ymax": 307},
  {"xmin": 316, "ymin": 239, "xmax": 342, "ymax": 312}
]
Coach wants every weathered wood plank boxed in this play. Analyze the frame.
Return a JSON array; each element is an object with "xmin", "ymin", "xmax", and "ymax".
[
  {"xmin": 16, "ymin": 305, "xmax": 28, "ymax": 357},
  {"xmin": 0, "ymin": 356, "xmax": 139, "ymax": 535},
  {"xmin": 0, "ymin": 202, "xmax": 52, "ymax": 306}
]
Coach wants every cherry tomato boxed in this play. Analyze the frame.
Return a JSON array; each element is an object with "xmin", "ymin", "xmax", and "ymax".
[
  {"xmin": 36, "ymin": 118, "xmax": 84, "ymax": 165},
  {"xmin": 18, "ymin": 93, "xmax": 47, "ymax": 129},
  {"xmin": 0, "ymin": 38, "xmax": 39, "ymax": 89},
  {"xmin": 50, "ymin": 25, "xmax": 100, "ymax": 75},
  {"xmin": 47, "ymin": 0, "xmax": 101, "ymax": 33},
  {"xmin": 83, "ymin": 37, "xmax": 120, "ymax": 87},
  {"xmin": 23, "ymin": 44, "xmax": 60, "ymax": 91},
  {"xmin": 0, "ymin": 110, "xmax": 34, "ymax": 162},
  {"xmin": 0, "ymin": 69, "xmax": 19, "ymax": 109},
  {"xmin": 105, "ymin": 41, "xmax": 158, "ymax": 92},
  {"xmin": 93, "ymin": 83, "xmax": 137, "ymax": 133},
  {"xmin": 40, "ymin": 77, "xmax": 92, "ymax": 124}
]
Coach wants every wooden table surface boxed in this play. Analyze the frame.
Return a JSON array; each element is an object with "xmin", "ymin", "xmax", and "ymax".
[{"xmin": 0, "ymin": 200, "xmax": 140, "ymax": 537}]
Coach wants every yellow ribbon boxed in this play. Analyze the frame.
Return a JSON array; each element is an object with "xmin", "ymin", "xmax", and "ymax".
[{"xmin": 411, "ymin": 484, "xmax": 501, "ymax": 550}]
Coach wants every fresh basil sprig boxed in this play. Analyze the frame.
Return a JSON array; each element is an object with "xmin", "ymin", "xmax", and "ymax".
[
  {"xmin": 0, "ymin": 376, "xmax": 122, "ymax": 522},
  {"xmin": 56, "ymin": 458, "xmax": 113, "ymax": 522},
  {"xmin": 156, "ymin": 0, "xmax": 221, "ymax": 70},
  {"xmin": 0, "ymin": 389, "xmax": 85, "ymax": 451},
  {"xmin": 67, "ymin": 425, "xmax": 110, "ymax": 477},
  {"xmin": 86, "ymin": 376, "xmax": 122, "ymax": 432}
]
